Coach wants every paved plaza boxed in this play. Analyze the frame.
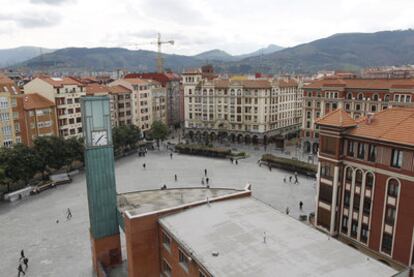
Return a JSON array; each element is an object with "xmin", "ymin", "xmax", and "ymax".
[{"xmin": 0, "ymin": 144, "xmax": 316, "ymax": 277}]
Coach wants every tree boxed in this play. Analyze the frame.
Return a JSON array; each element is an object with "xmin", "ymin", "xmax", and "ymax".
[
  {"xmin": 150, "ymin": 121, "xmax": 169, "ymax": 148},
  {"xmin": 112, "ymin": 125, "xmax": 142, "ymax": 155},
  {"xmin": 33, "ymin": 136, "xmax": 69, "ymax": 174},
  {"xmin": 64, "ymin": 137, "xmax": 84, "ymax": 165},
  {"xmin": 3, "ymin": 144, "xmax": 42, "ymax": 184}
]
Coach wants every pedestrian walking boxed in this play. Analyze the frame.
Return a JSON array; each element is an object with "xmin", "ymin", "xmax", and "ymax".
[
  {"xmin": 17, "ymin": 264, "xmax": 25, "ymax": 276},
  {"xmin": 19, "ymin": 250, "xmax": 25, "ymax": 261},
  {"xmin": 170, "ymin": 153, "xmax": 173, "ymax": 159},
  {"xmin": 285, "ymin": 207, "xmax": 290, "ymax": 215},
  {"xmin": 23, "ymin": 257, "xmax": 29, "ymax": 270},
  {"xmin": 204, "ymin": 169, "xmax": 207, "ymax": 176},
  {"xmin": 201, "ymin": 177, "xmax": 205, "ymax": 185},
  {"xmin": 283, "ymin": 177, "xmax": 286, "ymax": 183},
  {"xmin": 294, "ymin": 171, "xmax": 298, "ymax": 183},
  {"xmin": 299, "ymin": 201, "xmax": 303, "ymax": 210},
  {"xmin": 142, "ymin": 163, "xmax": 146, "ymax": 169},
  {"xmin": 206, "ymin": 177, "xmax": 209, "ymax": 185},
  {"xmin": 289, "ymin": 176, "xmax": 292, "ymax": 182},
  {"xmin": 174, "ymin": 174, "xmax": 177, "ymax": 182},
  {"xmin": 235, "ymin": 160, "xmax": 238, "ymax": 165},
  {"xmin": 230, "ymin": 157, "xmax": 233, "ymax": 163},
  {"xmin": 56, "ymin": 219, "xmax": 59, "ymax": 224},
  {"xmin": 66, "ymin": 208, "xmax": 72, "ymax": 220},
  {"xmin": 161, "ymin": 184, "xmax": 167, "ymax": 190},
  {"xmin": 268, "ymin": 165, "xmax": 271, "ymax": 171}
]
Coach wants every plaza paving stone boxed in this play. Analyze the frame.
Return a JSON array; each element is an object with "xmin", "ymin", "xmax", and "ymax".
[{"xmin": 0, "ymin": 145, "xmax": 316, "ymax": 277}]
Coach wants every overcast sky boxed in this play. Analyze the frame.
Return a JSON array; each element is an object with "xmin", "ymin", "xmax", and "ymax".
[{"xmin": 0, "ymin": 0, "xmax": 413, "ymax": 55}]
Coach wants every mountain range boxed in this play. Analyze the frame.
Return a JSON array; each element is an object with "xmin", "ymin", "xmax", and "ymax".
[
  {"xmin": 0, "ymin": 46, "xmax": 54, "ymax": 67},
  {"xmin": 4, "ymin": 30, "xmax": 414, "ymax": 74}
]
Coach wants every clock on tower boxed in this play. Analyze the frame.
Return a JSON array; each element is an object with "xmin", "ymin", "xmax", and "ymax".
[{"xmin": 80, "ymin": 96, "xmax": 122, "ymax": 272}]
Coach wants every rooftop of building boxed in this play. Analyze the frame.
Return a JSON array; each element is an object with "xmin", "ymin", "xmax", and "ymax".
[
  {"xmin": 304, "ymin": 78, "xmax": 414, "ymax": 90},
  {"xmin": 85, "ymin": 83, "xmax": 111, "ymax": 95},
  {"xmin": 315, "ymin": 108, "xmax": 357, "ymax": 128},
  {"xmin": 117, "ymin": 187, "xmax": 248, "ymax": 218},
  {"xmin": 0, "ymin": 73, "xmax": 21, "ymax": 94},
  {"xmin": 108, "ymin": 85, "xmax": 131, "ymax": 94},
  {"xmin": 159, "ymin": 197, "xmax": 396, "ymax": 277},
  {"xmin": 347, "ymin": 107, "xmax": 414, "ymax": 147},
  {"xmin": 124, "ymin": 72, "xmax": 181, "ymax": 85},
  {"xmin": 37, "ymin": 76, "xmax": 83, "ymax": 87},
  {"xmin": 20, "ymin": 93, "xmax": 55, "ymax": 110}
]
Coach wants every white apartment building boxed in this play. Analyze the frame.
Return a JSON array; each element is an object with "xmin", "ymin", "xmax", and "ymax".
[
  {"xmin": 182, "ymin": 73, "xmax": 302, "ymax": 144},
  {"xmin": 23, "ymin": 76, "xmax": 85, "ymax": 138},
  {"xmin": 110, "ymin": 78, "xmax": 167, "ymax": 134}
]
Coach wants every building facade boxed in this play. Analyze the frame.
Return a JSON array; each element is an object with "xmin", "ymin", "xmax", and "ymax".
[
  {"xmin": 13, "ymin": 93, "xmax": 58, "ymax": 146},
  {"xmin": 110, "ymin": 78, "xmax": 167, "ymax": 134},
  {"xmin": 315, "ymin": 108, "xmax": 414, "ymax": 267},
  {"xmin": 302, "ymin": 78, "xmax": 414, "ymax": 154},
  {"xmin": 0, "ymin": 74, "xmax": 17, "ymax": 147},
  {"xmin": 24, "ymin": 76, "xmax": 86, "ymax": 138},
  {"xmin": 125, "ymin": 73, "xmax": 181, "ymax": 127},
  {"xmin": 182, "ymin": 75, "xmax": 302, "ymax": 144}
]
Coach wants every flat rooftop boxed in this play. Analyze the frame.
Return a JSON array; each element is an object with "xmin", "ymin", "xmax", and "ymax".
[
  {"xmin": 117, "ymin": 187, "xmax": 245, "ymax": 217},
  {"xmin": 160, "ymin": 197, "xmax": 396, "ymax": 277}
]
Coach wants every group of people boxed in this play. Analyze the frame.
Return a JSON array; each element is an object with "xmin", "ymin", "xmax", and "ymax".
[
  {"xmin": 201, "ymin": 169, "xmax": 210, "ymax": 187},
  {"xmin": 17, "ymin": 250, "xmax": 29, "ymax": 276},
  {"xmin": 229, "ymin": 157, "xmax": 239, "ymax": 165},
  {"xmin": 283, "ymin": 172, "xmax": 299, "ymax": 184},
  {"xmin": 285, "ymin": 201, "xmax": 304, "ymax": 215}
]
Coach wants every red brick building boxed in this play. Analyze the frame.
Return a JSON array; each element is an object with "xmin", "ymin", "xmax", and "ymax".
[{"xmin": 315, "ymin": 107, "xmax": 414, "ymax": 267}]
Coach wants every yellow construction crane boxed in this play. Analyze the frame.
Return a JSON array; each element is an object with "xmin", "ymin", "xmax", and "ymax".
[{"xmin": 123, "ymin": 32, "xmax": 174, "ymax": 73}]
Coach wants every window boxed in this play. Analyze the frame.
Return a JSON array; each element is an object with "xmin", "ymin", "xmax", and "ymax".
[
  {"xmin": 387, "ymin": 179, "xmax": 399, "ymax": 197},
  {"xmin": 355, "ymin": 170, "xmax": 363, "ymax": 185},
  {"xmin": 366, "ymin": 173, "xmax": 374, "ymax": 189},
  {"xmin": 342, "ymin": 216, "xmax": 348, "ymax": 233},
  {"xmin": 358, "ymin": 93, "xmax": 364, "ymax": 100},
  {"xmin": 351, "ymin": 220, "xmax": 358, "ymax": 238},
  {"xmin": 391, "ymin": 149, "xmax": 403, "ymax": 168},
  {"xmin": 361, "ymin": 224, "xmax": 369, "ymax": 243},
  {"xmin": 179, "ymin": 249, "xmax": 190, "ymax": 272},
  {"xmin": 320, "ymin": 162, "xmax": 333, "ymax": 179},
  {"xmin": 319, "ymin": 184, "xmax": 333, "ymax": 204},
  {"xmin": 347, "ymin": 140, "xmax": 354, "ymax": 156},
  {"xmin": 345, "ymin": 168, "xmax": 353, "ymax": 182},
  {"xmin": 385, "ymin": 206, "xmax": 396, "ymax": 225},
  {"xmin": 357, "ymin": 143, "xmax": 365, "ymax": 159},
  {"xmin": 381, "ymin": 233, "xmax": 393, "ymax": 254},
  {"xmin": 321, "ymin": 136, "xmax": 336, "ymax": 155},
  {"xmin": 353, "ymin": 195, "xmax": 360, "ymax": 211},
  {"xmin": 373, "ymin": 94, "xmax": 379, "ymax": 101},
  {"xmin": 347, "ymin": 93, "xmax": 352, "ymax": 100},
  {"xmin": 162, "ymin": 231, "xmax": 171, "ymax": 252},
  {"xmin": 368, "ymin": 145, "xmax": 376, "ymax": 162},
  {"xmin": 162, "ymin": 259, "xmax": 172, "ymax": 277}
]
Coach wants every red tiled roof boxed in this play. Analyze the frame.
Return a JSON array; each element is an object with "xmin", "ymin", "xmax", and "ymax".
[
  {"xmin": 38, "ymin": 76, "xmax": 83, "ymax": 87},
  {"xmin": 316, "ymin": 108, "xmax": 357, "ymax": 128},
  {"xmin": 21, "ymin": 93, "xmax": 55, "ymax": 110},
  {"xmin": 304, "ymin": 78, "xmax": 414, "ymax": 90},
  {"xmin": 85, "ymin": 83, "xmax": 111, "ymax": 95},
  {"xmin": 125, "ymin": 73, "xmax": 181, "ymax": 86},
  {"xmin": 0, "ymin": 73, "xmax": 21, "ymax": 94},
  {"xmin": 347, "ymin": 107, "xmax": 414, "ymax": 146},
  {"xmin": 108, "ymin": 85, "xmax": 131, "ymax": 94}
]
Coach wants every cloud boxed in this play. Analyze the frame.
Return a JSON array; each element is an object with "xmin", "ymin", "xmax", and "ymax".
[
  {"xmin": 0, "ymin": 12, "xmax": 61, "ymax": 28},
  {"xmin": 30, "ymin": 0, "xmax": 73, "ymax": 5},
  {"xmin": 138, "ymin": 0, "xmax": 210, "ymax": 25}
]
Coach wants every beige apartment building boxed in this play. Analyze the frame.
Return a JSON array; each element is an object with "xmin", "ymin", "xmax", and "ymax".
[
  {"xmin": 24, "ymin": 76, "xmax": 86, "ymax": 138},
  {"xmin": 0, "ymin": 74, "xmax": 17, "ymax": 147},
  {"xmin": 110, "ymin": 78, "xmax": 167, "ymax": 134},
  {"xmin": 182, "ymin": 72, "xmax": 302, "ymax": 144}
]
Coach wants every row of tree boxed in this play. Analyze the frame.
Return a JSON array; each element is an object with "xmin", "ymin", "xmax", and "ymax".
[{"xmin": 0, "ymin": 121, "xmax": 170, "ymax": 193}]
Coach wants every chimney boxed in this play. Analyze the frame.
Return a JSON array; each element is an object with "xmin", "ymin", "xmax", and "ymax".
[{"xmin": 367, "ymin": 113, "xmax": 374, "ymax": 124}]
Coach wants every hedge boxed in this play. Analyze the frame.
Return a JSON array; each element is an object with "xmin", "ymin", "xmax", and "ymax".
[
  {"xmin": 175, "ymin": 144, "xmax": 231, "ymax": 158},
  {"xmin": 261, "ymin": 154, "xmax": 317, "ymax": 176}
]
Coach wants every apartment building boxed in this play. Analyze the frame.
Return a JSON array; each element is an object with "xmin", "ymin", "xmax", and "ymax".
[
  {"xmin": 24, "ymin": 76, "xmax": 86, "ymax": 138},
  {"xmin": 110, "ymin": 78, "xmax": 167, "ymax": 134},
  {"xmin": 182, "ymin": 74, "xmax": 302, "ymax": 145},
  {"xmin": 0, "ymin": 74, "xmax": 17, "ymax": 147},
  {"xmin": 301, "ymin": 78, "xmax": 414, "ymax": 154},
  {"xmin": 314, "ymin": 107, "xmax": 414, "ymax": 268},
  {"xmin": 13, "ymin": 93, "xmax": 58, "ymax": 146},
  {"xmin": 125, "ymin": 72, "xmax": 181, "ymax": 126}
]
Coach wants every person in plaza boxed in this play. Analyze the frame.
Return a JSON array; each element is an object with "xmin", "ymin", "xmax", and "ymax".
[
  {"xmin": 17, "ymin": 263, "xmax": 25, "ymax": 276},
  {"xmin": 294, "ymin": 171, "xmax": 298, "ymax": 183},
  {"xmin": 289, "ymin": 176, "xmax": 292, "ymax": 182},
  {"xmin": 206, "ymin": 177, "xmax": 209, "ymax": 185},
  {"xmin": 268, "ymin": 165, "xmax": 271, "ymax": 171},
  {"xmin": 204, "ymin": 169, "xmax": 207, "ymax": 176},
  {"xmin": 285, "ymin": 207, "xmax": 290, "ymax": 215},
  {"xmin": 174, "ymin": 174, "xmax": 177, "ymax": 182},
  {"xmin": 142, "ymin": 163, "xmax": 146, "ymax": 169},
  {"xmin": 66, "ymin": 208, "xmax": 72, "ymax": 220},
  {"xmin": 283, "ymin": 177, "xmax": 286, "ymax": 183},
  {"xmin": 201, "ymin": 177, "xmax": 204, "ymax": 185},
  {"xmin": 20, "ymin": 250, "xmax": 25, "ymax": 261},
  {"xmin": 299, "ymin": 201, "xmax": 303, "ymax": 210},
  {"xmin": 170, "ymin": 153, "xmax": 173, "ymax": 159},
  {"xmin": 23, "ymin": 257, "xmax": 29, "ymax": 270},
  {"xmin": 230, "ymin": 157, "xmax": 233, "ymax": 163},
  {"xmin": 235, "ymin": 160, "xmax": 238, "ymax": 165},
  {"xmin": 161, "ymin": 184, "xmax": 167, "ymax": 190}
]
